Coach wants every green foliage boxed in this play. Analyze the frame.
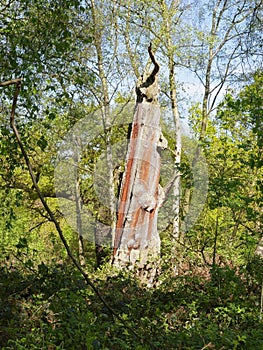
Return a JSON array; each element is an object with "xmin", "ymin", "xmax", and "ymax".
[
  {"xmin": 1, "ymin": 260, "xmax": 263, "ymax": 349},
  {"xmin": 186, "ymin": 71, "xmax": 263, "ymax": 264}
]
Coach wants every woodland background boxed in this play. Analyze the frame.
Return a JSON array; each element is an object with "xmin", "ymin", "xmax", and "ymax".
[{"xmin": 0, "ymin": 0, "xmax": 263, "ymax": 349}]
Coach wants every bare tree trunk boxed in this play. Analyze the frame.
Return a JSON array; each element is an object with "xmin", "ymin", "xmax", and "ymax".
[
  {"xmin": 182, "ymin": 2, "xmax": 223, "ymax": 229},
  {"xmin": 75, "ymin": 160, "xmax": 85, "ymax": 266},
  {"xmin": 167, "ymin": 37, "xmax": 181, "ymax": 242},
  {"xmin": 255, "ymin": 239, "xmax": 263, "ymax": 257},
  {"xmin": 90, "ymin": 0, "xmax": 116, "ymax": 265},
  {"xmin": 158, "ymin": 0, "xmax": 182, "ymax": 240},
  {"xmin": 255, "ymin": 208, "xmax": 263, "ymax": 257},
  {"xmin": 112, "ymin": 45, "xmax": 167, "ymax": 275},
  {"xmin": 72, "ymin": 136, "xmax": 86, "ymax": 266}
]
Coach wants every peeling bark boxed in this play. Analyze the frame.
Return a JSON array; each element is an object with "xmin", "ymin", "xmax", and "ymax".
[{"xmin": 112, "ymin": 45, "xmax": 167, "ymax": 270}]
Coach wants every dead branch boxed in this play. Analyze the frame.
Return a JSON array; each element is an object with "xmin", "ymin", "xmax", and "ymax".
[
  {"xmin": 136, "ymin": 43, "xmax": 160, "ymax": 103},
  {"xmin": 148, "ymin": 42, "xmax": 159, "ymax": 78}
]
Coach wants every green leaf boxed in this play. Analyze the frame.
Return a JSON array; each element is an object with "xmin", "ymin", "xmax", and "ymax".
[{"xmin": 37, "ymin": 136, "xmax": 48, "ymax": 151}]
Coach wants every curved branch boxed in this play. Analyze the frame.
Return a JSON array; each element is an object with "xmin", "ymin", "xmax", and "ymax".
[
  {"xmin": 148, "ymin": 42, "xmax": 160, "ymax": 78},
  {"xmin": 136, "ymin": 43, "xmax": 160, "ymax": 103}
]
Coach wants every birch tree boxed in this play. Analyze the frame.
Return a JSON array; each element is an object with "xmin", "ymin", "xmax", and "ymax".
[
  {"xmin": 85, "ymin": 0, "xmax": 125, "ymax": 264},
  {"xmin": 182, "ymin": 0, "xmax": 263, "ymax": 221}
]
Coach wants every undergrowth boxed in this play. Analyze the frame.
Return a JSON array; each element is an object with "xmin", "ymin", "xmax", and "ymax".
[{"xmin": 1, "ymin": 256, "xmax": 263, "ymax": 349}]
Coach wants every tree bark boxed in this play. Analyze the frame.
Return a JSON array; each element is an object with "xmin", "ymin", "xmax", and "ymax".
[{"xmin": 112, "ymin": 45, "xmax": 167, "ymax": 270}]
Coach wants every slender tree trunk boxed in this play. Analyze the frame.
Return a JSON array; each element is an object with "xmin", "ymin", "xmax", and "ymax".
[
  {"xmin": 72, "ymin": 136, "xmax": 86, "ymax": 266},
  {"xmin": 75, "ymin": 157, "xmax": 85, "ymax": 266},
  {"xmin": 90, "ymin": 0, "xmax": 116, "ymax": 265},
  {"xmin": 169, "ymin": 54, "xmax": 181, "ymax": 240},
  {"xmin": 255, "ymin": 208, "xmax": 263, "ymax": 257},
  {"xmin": 161, "ymin": 0, "xmax": 182, "ymax": 240},
  {"xmin": 182, "ymin": 6, "xmax": 214, "ymax": 221}
]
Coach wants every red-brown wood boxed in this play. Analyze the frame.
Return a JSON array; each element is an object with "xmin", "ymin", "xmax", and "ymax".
[
  {"xmin": 112, "ymin": 45, "xmax": 167, "ymax": 269},
  {"xmin": 113, "ymin": 102, "xmax": 166, "ymax": 267}
]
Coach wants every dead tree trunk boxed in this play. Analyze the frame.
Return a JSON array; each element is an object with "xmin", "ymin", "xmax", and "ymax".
[{"xmin": 112, "ymin": 44, "xmax": 167, "ymax": 271}]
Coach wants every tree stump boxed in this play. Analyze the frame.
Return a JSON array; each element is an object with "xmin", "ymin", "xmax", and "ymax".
[{"xmin": 112, "ymin": 45, "xmax": 167, "ymax": 274}]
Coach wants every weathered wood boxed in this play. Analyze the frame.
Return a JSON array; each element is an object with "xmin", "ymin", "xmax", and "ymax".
[{"xmin": 112, "ymin": 45, "xmax": 167, "ymax": 269}]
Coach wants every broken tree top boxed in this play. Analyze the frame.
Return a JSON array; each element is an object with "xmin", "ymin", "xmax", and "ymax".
[{"xmin": 136, "ymin": 43, "xmax": 160, "ymax": 104}]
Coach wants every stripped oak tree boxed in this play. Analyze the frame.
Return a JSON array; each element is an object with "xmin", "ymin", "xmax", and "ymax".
[{"xmin": 112, "ymin": 45, "xmax": 167, "ymax": 274}]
